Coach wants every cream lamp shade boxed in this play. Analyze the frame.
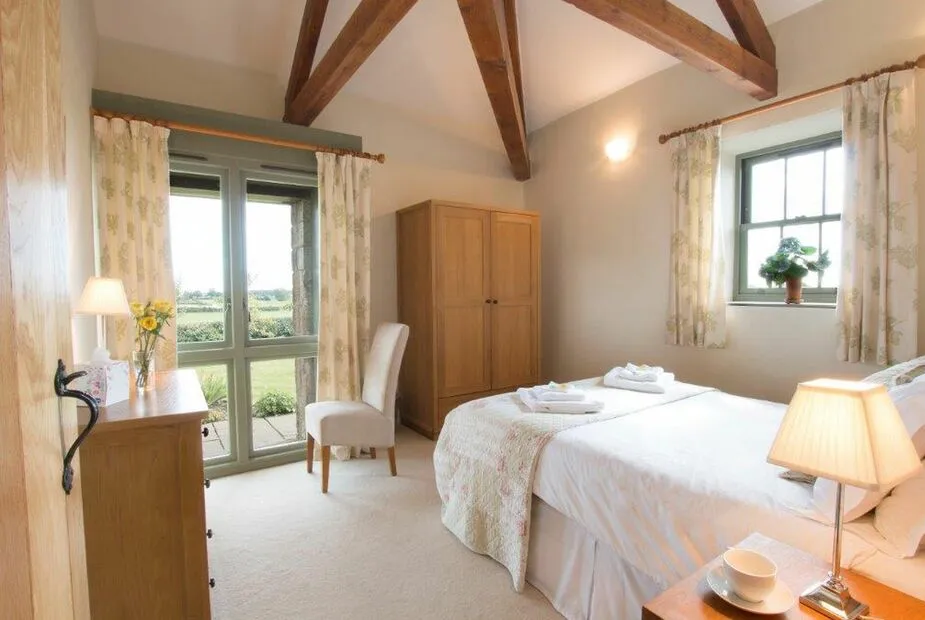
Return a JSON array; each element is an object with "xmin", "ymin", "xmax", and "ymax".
[
  {"xmin": 768, "ymin": 379, "xmax": 921, "ymax": 490},
  {"xmin": 75, "ymin": 277, "xmax": 131, "ymax": 316},
  {"xmin": 74, "ymin": 277, "xmax": 130, "ymax": 363}
]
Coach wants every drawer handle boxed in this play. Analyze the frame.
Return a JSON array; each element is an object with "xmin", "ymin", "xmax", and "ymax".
[
  {"xmin": 204, "ymin": 478, "xmax": 211, "ymax": 489},
  {"xmin": 202, "ymin": 426, "xmax": 210, "ymax": 438},
  {"xmin": 209, "ymin": 578, "xmax": 216, "ymax": 588},
  {"xmin": 206, "ymin": 528, "xmax": 213, "ymax": 539},
  {"xmin": 492, "ymin": 299, "xmax": 498, "ymax": 304}
]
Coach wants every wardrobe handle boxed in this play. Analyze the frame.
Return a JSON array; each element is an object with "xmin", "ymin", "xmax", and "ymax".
[
  {"xmin": 209, "ymin": 578, "xmax": 216, "ymax": 588},
  {"xmin": 492, "ymin": 300, "xmax": 498, "ymax": 304},
  {"xmin": 204, "ymin": 478, "xmax": 211, "ymax": 489},
  {"xmin": 485, "ymin": 299, "xmax": 491, "ymax": 304},
  {"xmin": 202, "ymin": 426, "xmax": 209, "ymax": 437},
  {"xmin": 206, "ymin": 528, "xmax": 213, "ymax": 539}
]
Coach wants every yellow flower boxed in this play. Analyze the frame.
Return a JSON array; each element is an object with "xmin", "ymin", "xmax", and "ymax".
[
  {"xmin": 139, "ymin": 316, "xmax": 158, "ymax": 331},
  {"xmin": 153, "ymin": 300, "xmax": 173, "ymax": 315},
  {"xmin": 129, "ymin": 302, "xmax": 144, "ymax": 318}
]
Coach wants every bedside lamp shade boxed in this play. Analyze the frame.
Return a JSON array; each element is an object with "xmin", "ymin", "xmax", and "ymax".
[
  {"xmin": 75, "ymin": 277, "xmax": 131, "ymax": 317},
  {"xmin": 767, "ymin": 379, "xmax": 920, "ymax": 490}
]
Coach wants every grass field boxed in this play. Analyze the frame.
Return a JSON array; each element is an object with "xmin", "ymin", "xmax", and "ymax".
[{"xmin": 177, "ymin": 308, "xmax": 291, "ymax": 325}]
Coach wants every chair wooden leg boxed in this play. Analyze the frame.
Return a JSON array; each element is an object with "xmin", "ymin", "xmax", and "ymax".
[
  {"xmin": 321, "ymin": 446, "xmax": 331, "ymax": 493},
  {"xmin": 369, "ymin": 447, "xmax": 377, "ymax": 459},
  {"xmin": 388, "ymin": 446, "xmax": 397, "ymax": 477},
  {"xmin": 306, "ymin": 434, "xmax": 314, "ymax": 473}
]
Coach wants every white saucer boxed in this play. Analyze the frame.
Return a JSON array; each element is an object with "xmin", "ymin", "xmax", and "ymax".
[{"xmin": 705, "ymin": 565, "xmax": 795, "ymax": 615}]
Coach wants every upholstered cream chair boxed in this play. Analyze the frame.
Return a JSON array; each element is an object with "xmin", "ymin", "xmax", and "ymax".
[{"xmin": 306, "ymin": 322, "xmax": 410, "ymax": 493}]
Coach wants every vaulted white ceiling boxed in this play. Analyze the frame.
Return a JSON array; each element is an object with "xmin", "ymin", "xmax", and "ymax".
[{"xmin": 94, "ymin": 0, "xmax": 824, "ymax": 135}]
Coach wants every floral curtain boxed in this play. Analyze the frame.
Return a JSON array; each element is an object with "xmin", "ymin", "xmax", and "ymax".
[
  {"xmin": 665, "ymin": 126, "xmax": 726, "ymax": 348},
  {"xmin": 836, "ymin": 71, "xmax": 918, "ymax": 365},
  {"xmin": 316, "ymin": 152, "xmax": 373, "ymax": 460},
  {"xmin": 93, "ymin": 116, "xmax": 176, "ymax": 369}
]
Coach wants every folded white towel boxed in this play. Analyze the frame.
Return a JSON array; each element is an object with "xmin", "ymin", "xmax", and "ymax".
[
  {"xmin": 516, "ymin": 388, "xmax": 604, "ymax": 414},
  {"xmin": 613, "ymin": 363, "xmax": 664, "ymax": 383},
  {"xmin": 529, "ymin": 382, "xmax": 586, "ymax": 402},
  {"xmin": 603, "ymin": 369, "xmax": 675, "ymax": 394}
]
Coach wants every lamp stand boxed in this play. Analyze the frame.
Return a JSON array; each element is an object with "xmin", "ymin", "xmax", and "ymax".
[{"xmin": 799, "ymin": 482, "xmax": 869, "ymax": 620}]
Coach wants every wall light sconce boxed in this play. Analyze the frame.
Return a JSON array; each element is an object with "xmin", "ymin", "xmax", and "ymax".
[{"xmin": 605, "ymin": 138, "xmax": 632, "ymax": 162}]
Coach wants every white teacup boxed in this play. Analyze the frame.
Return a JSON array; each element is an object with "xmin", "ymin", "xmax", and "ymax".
[{"xmin": 722, "ymin": 548, "xmax": 778, "ymax": 603}]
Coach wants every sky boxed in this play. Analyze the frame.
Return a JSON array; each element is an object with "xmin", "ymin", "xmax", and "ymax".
[{"xmin": 169, "ymin": 195, "xmax": 293, "ymax": 293}]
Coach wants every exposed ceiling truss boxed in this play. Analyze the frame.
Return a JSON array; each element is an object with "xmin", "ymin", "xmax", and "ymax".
[{"xmin": 284, "ymin": 0, "xmax": 780, "ymax": 180}]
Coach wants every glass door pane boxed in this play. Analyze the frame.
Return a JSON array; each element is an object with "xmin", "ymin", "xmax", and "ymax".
[
  {"xmin": 170, "ymin": 172, "xmax": 229, "ymax": 346},
  {"xmin": 249, "ymin": 356, "xmax": 317, "ymax": 451},
  {"xmin": 244, "ymin": 180, "xmax": 317, "ymax": 342},
  {"xmin": 191, "ymin": 363, "xmax": 233, "ymax": 460}
]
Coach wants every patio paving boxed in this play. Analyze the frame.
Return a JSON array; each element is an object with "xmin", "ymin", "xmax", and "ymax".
[{"xmin": 201, "ymin": 412, "xmax": 304, "ymax": 459}]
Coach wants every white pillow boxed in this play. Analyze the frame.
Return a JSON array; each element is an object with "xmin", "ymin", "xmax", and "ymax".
[
  {"xmin": 813, "ymin": 479, "xmax": 888, "ymax": 523},
  {"xmin": 874, "ymin": 461, "xmax": 925, "ymax": 557},
  {"xmin": 889, "ymin": 380, "xmax": 925, "ymax": 458}
]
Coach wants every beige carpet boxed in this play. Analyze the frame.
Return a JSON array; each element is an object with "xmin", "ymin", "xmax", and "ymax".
[{"xmin": 206, "ymin": 427, "xmax": 562, "ymax": 619}]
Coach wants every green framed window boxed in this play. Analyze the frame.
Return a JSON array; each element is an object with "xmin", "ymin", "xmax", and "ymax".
[{"xmin": 734, "ymin": 133, "xmax": 843, "ymax": 303}]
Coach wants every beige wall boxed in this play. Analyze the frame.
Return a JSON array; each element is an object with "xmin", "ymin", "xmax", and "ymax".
[
  {"xmin": 525, "ymin": 0, "xmax": 925, "ymax": 403},
  {"xmin": 63, "ymin": 0, "xmax": 98, "ymax": 362},
  {"xmin": 94, "ymin": 37, "xmax": 524, "ymax": 330}
]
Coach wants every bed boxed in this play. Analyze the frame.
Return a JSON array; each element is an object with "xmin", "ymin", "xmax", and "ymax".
[{"xmin": 433, "ymin": 378, "xmax": 925, "ymax": 620}]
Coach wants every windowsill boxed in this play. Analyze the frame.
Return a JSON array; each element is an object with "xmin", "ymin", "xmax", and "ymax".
[{"xmin": 728, "ymin": 301, "xmax": 836, "ymax": 309}]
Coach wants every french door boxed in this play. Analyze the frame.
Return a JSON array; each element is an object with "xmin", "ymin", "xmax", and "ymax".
[{"xmin": 169, "ymin": 155, "xmax": 319, "ymax": 475}]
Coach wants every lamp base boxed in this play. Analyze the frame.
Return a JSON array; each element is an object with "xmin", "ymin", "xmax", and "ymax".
[{"xmin": 800, "ymin": 577, "xmax": 869, "ymax": 620}]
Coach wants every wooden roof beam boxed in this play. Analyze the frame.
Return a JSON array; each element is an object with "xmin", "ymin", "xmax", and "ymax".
[
  {"xmin": 286, "ymin": 0, "xmax": 330, "ymax": 108},
  {"xmin": 458, "ymin": 0, "xmax": 531, "ymax": 181},
  {"xmin": 715, "ymin": 0, "xmax": 775, "ymax": 64},
  {"xmin": 285, "ymin": 0, "xmax": 419, "ymax": 126},
  {"xmin": 562, "ymin": 0, "xmax": 778, "ymax": 100}
]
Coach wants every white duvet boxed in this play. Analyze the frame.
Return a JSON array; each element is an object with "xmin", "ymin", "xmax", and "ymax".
[{"xmin": 533, "ymin": 389, "xmax": 924, "ymax": 598}]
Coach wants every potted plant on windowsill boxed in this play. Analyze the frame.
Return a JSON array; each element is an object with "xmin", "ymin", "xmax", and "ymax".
[{"xmin": 758, "ymin": 237, "xmax": 831, "ymax": 304}]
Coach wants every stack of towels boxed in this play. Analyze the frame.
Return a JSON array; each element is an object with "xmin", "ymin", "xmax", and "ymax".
[
  {"xmin": 603, "ymin": 363, "xmax": 675, "ymax": 394},
  {"xmin": 517, "ymin": 382, "xmax": 604, "ymax": 414}
]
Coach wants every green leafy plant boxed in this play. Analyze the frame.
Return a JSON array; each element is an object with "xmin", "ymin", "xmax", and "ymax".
[
  {"xmin": 253, "ymin": 389, "xmax": 296, "ymax": 417},
  {"xmin": 200, "ymin": 373, "xmax": 228, "ymax": 423},
  {"xmin": 758, "ymin": 237, "xmax": 831, "ymax": 286}
]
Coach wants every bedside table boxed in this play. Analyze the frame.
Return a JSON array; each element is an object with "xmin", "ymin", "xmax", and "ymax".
[{"xmin": 642, "ymin": 533, "xmax": 925, "ymax": 620}]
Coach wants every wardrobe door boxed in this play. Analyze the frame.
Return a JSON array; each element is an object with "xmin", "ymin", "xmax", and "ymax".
[
  {"xmin": 490, "ymin": 212, "xmax": 539, "ymax": 390},
  {"xmin": 435, "ymin": 206, "xmax": 492, "ymax": 397}
]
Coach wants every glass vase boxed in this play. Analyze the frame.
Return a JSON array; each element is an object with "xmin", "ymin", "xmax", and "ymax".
[{"xmin": 132, "ymin": 349, "xmax": 156, "ymax": 391}]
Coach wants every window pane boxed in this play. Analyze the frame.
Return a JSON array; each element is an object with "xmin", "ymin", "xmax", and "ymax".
[
  {"xmin": 786, "ymin": 151, "xmax": 824, "ymax": 218},
  {"xmin": 245, "ymin": 181, "xmax": 317, "ymax": 340},
  {"xmin": 250, "ymin": 357, "xmax": 317, "ymax": 451},
  {"xmin": 783, "ymin": 223, "xmax": 822, "ymax": 288},
  {"xmin": 170, "ymin": 180, "xmax": 226, "ymax": 344},
  {"xmin": 748, "ymin": 159, "xmax": 784, "ymax": 223},
  {"xmin": 746, "ymin": 227, "xmax": 782, "ymax": 289},
  {"xmin": 820, "ymin": 220, "xmax": 841, "ymax": 289},
  {"xmin": 825, "ymin": 146, "xmax": 844, "ymax": 214},
  {"xmin": 192, "ymin": 364, "xmax": 231, "ymax": 460}
]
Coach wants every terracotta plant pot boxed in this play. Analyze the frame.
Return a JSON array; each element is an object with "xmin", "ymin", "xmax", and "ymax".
[{"xmin": 785, "ymin": 277, "xmax": 803, "ymax": 304}]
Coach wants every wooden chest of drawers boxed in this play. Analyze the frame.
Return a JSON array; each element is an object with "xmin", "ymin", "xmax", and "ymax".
[{"xmin": 80, "ymin": 369, "xmax": 212, "ymax": 619}]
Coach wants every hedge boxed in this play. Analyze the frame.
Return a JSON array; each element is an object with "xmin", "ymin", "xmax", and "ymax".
[{"xmin": 177, "ymin": 317, "xmax": 294, "ymax": 343}]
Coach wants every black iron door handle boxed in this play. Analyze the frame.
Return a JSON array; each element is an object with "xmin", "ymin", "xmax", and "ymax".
[{"xmin": 54, "ymin": 359, "xmax": 100, "ymax": 494}]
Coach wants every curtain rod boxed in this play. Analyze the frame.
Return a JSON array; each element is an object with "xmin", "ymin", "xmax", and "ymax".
[
  {"xmin": 658, "ymin": 54, "xmax": 925, "ymax": 145},
  {"xmin": 91, "ymin": 108, "xmax": 386, "ymax": 163}
]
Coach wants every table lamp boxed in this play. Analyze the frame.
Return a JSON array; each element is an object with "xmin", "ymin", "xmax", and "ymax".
[
  {"xmin": 75, "ymin": 276, "xmax": 131, "ymax": 362},
  {"xmin": 767, "ymin": 379, "xmax": 922, "ymax": 620},
  {"xmin": 73, "ymin": 276, "xmax": 131, "ymax": 406}
]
